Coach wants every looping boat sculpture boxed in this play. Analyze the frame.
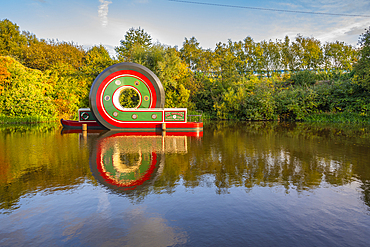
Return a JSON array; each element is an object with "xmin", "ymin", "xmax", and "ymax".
[{"xmin": 61, "ymin": 62, "xmax": 203, "ymax": 133}]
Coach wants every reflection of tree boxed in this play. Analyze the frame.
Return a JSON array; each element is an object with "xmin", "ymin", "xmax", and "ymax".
[
  {"xmin": 354, "ymin": 154, "xmax": 370, "ymax": 210},
  {"xmin": 0, "ymin": 127, "xmax": 93, "ymax": 213},
  {"xmin": 157, "ymin": 122, "xmax": 369, "ymax": 198},
  {"xmin": 2, "ymin": 122, "xmax": 370, "ymax": 212},
  {"xmin": 361, "ymin": 181, "xmax": 370, "ymax": 210}
]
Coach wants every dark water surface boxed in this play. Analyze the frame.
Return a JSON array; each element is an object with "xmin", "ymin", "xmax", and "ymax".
[{"xmin": 1, "ymin": 122, "xmax": 370, "ymax": 246}]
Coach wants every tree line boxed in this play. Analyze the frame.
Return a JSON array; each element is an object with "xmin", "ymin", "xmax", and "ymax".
[{"xmin": 0, "ymin": 19, "xmax": 370, "ymax": 122}]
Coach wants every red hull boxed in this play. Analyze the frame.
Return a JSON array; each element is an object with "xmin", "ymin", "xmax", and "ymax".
[
  {"xmin": 61, "ymin": 119, "xmax": 203, "ymax": 132},
  {"xmin": 61, "ymin": 119, "xmax": 106, "ymax": 130}
]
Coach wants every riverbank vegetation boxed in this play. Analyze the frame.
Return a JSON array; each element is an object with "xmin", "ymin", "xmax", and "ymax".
[{"xmin": 1, "ymin": 19, "xmax": 370, "ymax": 123}]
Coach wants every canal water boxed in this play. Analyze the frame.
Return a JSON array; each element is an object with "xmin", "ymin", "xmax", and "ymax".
[{"xmin": 1, "ymin": 121, "xmax": 370, "ymax": 246}]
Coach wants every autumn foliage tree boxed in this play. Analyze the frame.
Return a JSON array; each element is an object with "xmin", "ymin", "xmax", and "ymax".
[
  {"xmin": 22, "ymin": 39, "xmax": 85, "ymax": 71},
  {"xmin": 0, "ymin": 19, "xmax": 369, "ymax": 122}
]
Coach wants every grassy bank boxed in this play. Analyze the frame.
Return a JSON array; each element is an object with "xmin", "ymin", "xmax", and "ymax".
[{"xmin": 0, "ymin": 115, "xmax": 58, "ymax": 124}]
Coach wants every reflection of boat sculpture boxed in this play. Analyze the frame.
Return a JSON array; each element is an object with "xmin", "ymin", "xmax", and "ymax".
[
  {"xmin": 61, "ymin": 63, "xmax": 203, "ymax": 133},
  {"xmin": 90, "ymin": 131, "xmax": 191, "ymax": 192}
]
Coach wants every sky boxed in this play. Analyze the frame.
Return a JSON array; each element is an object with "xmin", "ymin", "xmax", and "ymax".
[{"xmin": 1, "ymin": 0, "xmax": 370, "ymax": 56}]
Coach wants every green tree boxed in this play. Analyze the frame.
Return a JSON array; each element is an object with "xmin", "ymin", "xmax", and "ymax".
[
  {"xmin": 251, "ymin": 41, "xmax": 265, "ymax": 75},
  {"xmin": 214, "ymin": 77, "xmax": 276, "ymax": 120},
  {"xmin": 214, "ymin": 40, "xmax": 240, "ymax": 80},
  {"xmin": 180, "ymin": 37, "xmax": 199, "ymax": 70},
  {"xmin": 115, "ymin": 27, "xmax": 152, "ymax": 62},
  {"xmin": 292, "ymin": 35, "xmax": 323, "ymax": 70},
  {"xmin": 0, "ymin": 19, "xmax": 27, "ymax": 58},
  {"xmin": 0, "ymin": 56, "xmax": 56, "ymax": 118},
  {"xmin": 323, "ymin": 41, "xmax": 358, "ymax": 71},
  {"xmin": 242, "ymin": 36, "xmax": 256, "ymax": 73},
  {"xmin": 197, "ymin": 48, "xmax": 215, "ymax": 75},
  {"xmin": 261, "ymin": 39, "xmax": 281, "ymax": 77},
  {"xmin": 82, "ymin": 45, "xmax": 114, "ymax": 82},
  {"xmin": 157, "ymin": 47, "xmax": 192, "ymax": 108},
  {"xmin": 354, "ymin": 27, "xmax": 370, "ymax": 90},
  {"xmin": 231, "ymin": 40, "xmax": 248, "ymax": 75},
  {"xmin": 130, "ymin": 43, "xmax": 165, "ymax": 73},
  {"xmin": 124, "ymin": 43, "xmax": 194, "ymax": 108},
  {"xmin": 280, "ymin": 36, "xmax": 294, "ymax": 71},
  {"xmin": 46, "ymin": 61, "xmax": 91, "ymax": 118}
]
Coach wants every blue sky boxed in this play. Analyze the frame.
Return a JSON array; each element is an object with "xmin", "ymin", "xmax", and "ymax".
[{"xmin": 1, "ymin": 0, "xmax": 370, "ymax": 56}]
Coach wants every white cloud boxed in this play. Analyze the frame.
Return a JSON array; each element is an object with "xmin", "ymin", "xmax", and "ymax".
[
  {"xmin": 98, "ymin": 0, "xmax": 112, "ymax": 27},
  {"xmin": 315, "ymin": 18, "xmax": 370, "ymax": 46}
]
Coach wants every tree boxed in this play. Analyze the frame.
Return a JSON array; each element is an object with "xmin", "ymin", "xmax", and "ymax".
[
  {"xmin": 180, "ymin": 37, "xmax": 202, "ymax": 71},
  {"xmin": 115, "ymin": 27, "xmax": 152, "ymax": 62},
  {"xmin": 157, "ymin": 47, "xmax": 192, "ymax": 108},
  {"xmin": 279, "ymin": 36, "xmax": 293, "ymax": 71},
  {"xmin": 261, "ymin": 39, "xmax": 281, "ymax": 77},
  {"xmin": 242, "ymin": 36, "xmax": 256, "ymax": 72},
  {"xmin": 231, "ymin": 40, "xmax": 248, "ymax": 75},
  {"xmin": 0, "ymin": 56, "xmax": 56, "ymax": 117},
  {"xmin": 323, "ymin": 41, "xmax": 358, "ymax": 71},
  {"xmin": 0, "ymin": 19, "xmax": 27, "ymax": 58},
  {"xmin": 82, "ymin": 45, "xmax": 114, "ymax": 80},
  {"xmin": 354, "ymin": 27, "xmax": 370, "ymax": 90},
  {"xmin": 214, "ymin": 40, "xmax": 241, "ymax": 80},
  {"xmin": 291, "ymin": 35, "xmax": 323, "ymax": 70},
  {"xmin": 22, "ymin": 39, "xmax": 85, "ymax": 71},
  {"xmin": 251, "ymin": 41, "xmax": 265, "ymax": 75},
  {"xmin": 130, "ymin": 43, "xmax": 165, "ymax": 73}
]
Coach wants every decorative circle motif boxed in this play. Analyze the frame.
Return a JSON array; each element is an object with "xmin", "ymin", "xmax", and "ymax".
[
  {"xmin": 89, "ymin": 63, "xmax": 165, "ymax": 130},
  {"xmin": 113, "ymin": 112, "xmax": 118, "ymax": 117},
  {"xmin": 81, "ymin": 112, "xmax": 90, "ymax": 120},
  {"xmin": 173, "ymin": 115, "xmax": 177, "ymax": 119},
  {"xmin": 132, "ymin": 114, "xmax": 138, "ymax": 119},
  {"xmin": 115, "ymin": 80, "xmax": 121, "ymax": 85},
  {"xmin": 151, "ymin": 114, "xmax": 157, "ymax": 119}
]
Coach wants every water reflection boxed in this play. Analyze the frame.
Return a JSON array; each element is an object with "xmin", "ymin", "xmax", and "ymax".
[
  {"xmin": 201, "ymin": 122, "xmax": 366, "ymax": 193},
  {"xmin": 90, "ymin": 131, "xmax": 191, "ymax": 193},
  {"xmin": 1, "ymin": 122, "xmax": 370, "ymax": 212},
  {"xmin": 200, "ymin": 121, "xmax": 370, "ymax": 208},
  {"xmin": 86, "ymin": 131, "xmax": 193, "ymax": 245},
  {"xmin": 1, "ymin": 122, "xmax": 370, "ymax": 246},
  {"xmin": 94, "ymin": 206, "xmax": 188, "ymax": 246}
]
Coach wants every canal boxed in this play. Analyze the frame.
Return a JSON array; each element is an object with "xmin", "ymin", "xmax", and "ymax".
[{"xmin": 1, "ymin": 121, "xmax": 370, "ymax": 246}]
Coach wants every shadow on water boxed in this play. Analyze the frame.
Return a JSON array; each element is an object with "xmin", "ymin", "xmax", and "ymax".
[{"xmin": 1, "ymin": 121, "xmax": 370, "ymax": 213}]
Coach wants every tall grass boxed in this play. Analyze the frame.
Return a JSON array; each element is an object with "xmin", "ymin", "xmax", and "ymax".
[{"xmin": 0, "ymin": 115, "xmax": 58, "ymax": 124}]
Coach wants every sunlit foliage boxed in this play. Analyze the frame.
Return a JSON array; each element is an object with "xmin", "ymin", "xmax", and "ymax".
[
  {"xmin": 354, "ymin": 27, "xmax": 370, "ymax": 90},
  {"xmin": 0, "ymin": 19, "xmax": 369, "ymax": 122}
]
